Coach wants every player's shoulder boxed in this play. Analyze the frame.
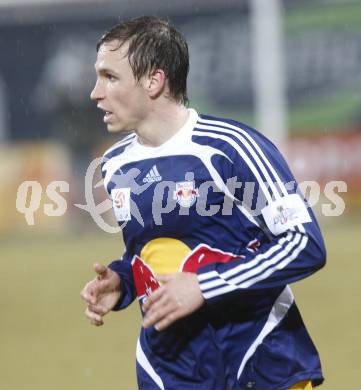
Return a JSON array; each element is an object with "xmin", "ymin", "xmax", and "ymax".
[
  {"xmin": 101, "ymin": 133, "xmax": 136, "ymax": 177},
  {"xmin": 194, "ymin": 113, "xmax": 275, "ymax": 152},
  {"xmin": 196, "ymin": 113, "xmax": 263, "ymax": 140},
  {"xmin": 102, "ymin": 132, "xmax": 136, "ymax": 162}
]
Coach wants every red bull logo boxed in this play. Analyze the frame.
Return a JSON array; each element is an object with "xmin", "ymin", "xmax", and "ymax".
[
  {"xmin": 173, "ymin": 181, "xmax": 199, "ymax": 208},
  {"xmin": 131, "ymin": 256, "xmax": 161, "ymax": 299},
  {"xmin": 180, "ymin": 244, "xmax": 245, "ymax": 273},
  {"xmin": 131, "ymin": 238, "xmax": 245, "ymax": 299}
]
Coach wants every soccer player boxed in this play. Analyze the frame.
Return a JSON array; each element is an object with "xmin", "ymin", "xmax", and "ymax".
[{"xmin": 81, "ymin": 16, "xmax": 326, "ymax": 389}]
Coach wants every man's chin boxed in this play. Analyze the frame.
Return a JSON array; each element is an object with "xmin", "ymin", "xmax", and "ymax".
[
  {"xmin": 106, "ymin": 122, "xmax": 135, "ymax": 134},
  {"xmin": 106, "ymin": 124, "xmax": 124, "ymax": 133}
]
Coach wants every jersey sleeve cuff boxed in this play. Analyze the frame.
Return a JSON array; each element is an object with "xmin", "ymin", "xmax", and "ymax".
[
  {"xmin": 196, "ymin": 264, "xmax": 234, "ymax": 304},
  {"xmin": 108, "ymin": 259, "xmax": 135, "ymax": 311}
]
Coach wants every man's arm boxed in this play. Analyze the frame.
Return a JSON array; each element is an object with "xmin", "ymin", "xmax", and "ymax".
[
  {"xmin": 195, "ymin": 121, "xmax": 326, "ymax": 302},
  {"xmin": 196, "ymin": 223, "xmax": 325, "ymax": 303}
]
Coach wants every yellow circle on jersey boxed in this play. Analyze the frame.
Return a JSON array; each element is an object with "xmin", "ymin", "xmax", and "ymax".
[{"xmin": 140, "ymin": 238, "xmax": 191, "ymax": 275}]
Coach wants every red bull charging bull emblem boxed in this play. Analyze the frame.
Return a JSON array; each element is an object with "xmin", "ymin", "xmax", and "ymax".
[
  {"xmin": 131, "ymin": 243, "xmax": 245, "ymax": 300},
  {"xmin": 173, "ymin": 181, "xmax": 199, "ymax": 208}
]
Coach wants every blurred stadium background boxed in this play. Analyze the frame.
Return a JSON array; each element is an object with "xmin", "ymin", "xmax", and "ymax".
[{"xmin": 0, "ymin": 0, "xmax": 360, "ymax": 389}]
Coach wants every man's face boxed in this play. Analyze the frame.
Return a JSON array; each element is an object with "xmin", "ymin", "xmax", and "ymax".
[{"xmin": 91, "ymin": 40, "xmax": 149, "ymax": 133}]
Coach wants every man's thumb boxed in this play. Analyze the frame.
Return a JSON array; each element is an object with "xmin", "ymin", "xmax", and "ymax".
[{"xmin": 93, "ymin": 262, "xmax": 108, "ymax": 279}]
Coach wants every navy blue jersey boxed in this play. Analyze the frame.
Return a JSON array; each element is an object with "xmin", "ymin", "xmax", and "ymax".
[{"xmin": 101, "ymin": 109, "xmax": 326, "ymax": 389}]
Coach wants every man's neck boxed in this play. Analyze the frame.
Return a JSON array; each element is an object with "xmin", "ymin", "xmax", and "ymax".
[{"xmin": 136, "ymin": 103, "xmax": 190, "ymax": 147}]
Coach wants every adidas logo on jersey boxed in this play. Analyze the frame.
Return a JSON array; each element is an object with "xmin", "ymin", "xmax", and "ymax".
[{"xmin": 143, "ymin": 165, "xmax": 162, "ymax": 183}]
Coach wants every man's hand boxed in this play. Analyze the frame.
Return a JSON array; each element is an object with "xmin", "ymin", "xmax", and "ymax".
[
  {"xmin": 80, "ymin": 263, "xmax": 122, "ymax": 326},
  {"xmin": 142, "ymin": 272, "xmax": 205, "ymax": 331}
]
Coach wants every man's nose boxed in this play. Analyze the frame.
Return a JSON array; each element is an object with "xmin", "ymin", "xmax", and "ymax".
[{"xmin": 90, "ymin": 81, "xmax": 103, "ymax": 101}]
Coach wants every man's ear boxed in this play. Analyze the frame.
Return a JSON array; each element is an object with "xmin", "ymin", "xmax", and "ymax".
[{"xmin": 146, "ymin": 69, "xmax": 166, "ymax": 98}]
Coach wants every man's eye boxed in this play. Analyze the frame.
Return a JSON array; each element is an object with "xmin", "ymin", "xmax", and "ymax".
[{"xmin": 106, "ymin": 74, "xmax": 116, "ymax": 81}]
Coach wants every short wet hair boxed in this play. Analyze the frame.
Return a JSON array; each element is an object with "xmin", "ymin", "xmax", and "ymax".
[{"xmin": 97, "ymin": 16, "xmax": 189, "ymax": 105}]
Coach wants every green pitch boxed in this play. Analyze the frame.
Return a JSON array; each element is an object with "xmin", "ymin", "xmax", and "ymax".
[{"xmin": 0, "ymin": 218, "xmax": 359, "ymax": 390}]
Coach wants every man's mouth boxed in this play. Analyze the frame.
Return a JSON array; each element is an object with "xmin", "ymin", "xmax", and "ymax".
[
  {"xmin": 98, "ymin": 106, "xmax": 114, "ymax": 123},
  {"xmin": 103, "ymin": 111, "xmax": 113, "ymax": 123}
]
